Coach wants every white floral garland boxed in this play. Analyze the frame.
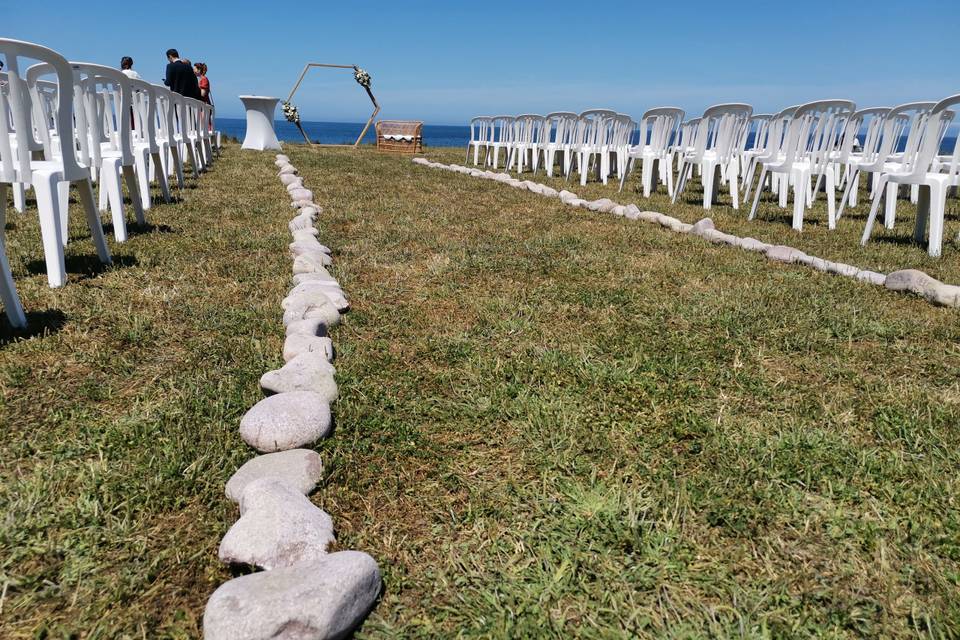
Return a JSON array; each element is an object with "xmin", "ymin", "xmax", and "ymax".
[
  {"xmin": 354, "ymin": 67, "xmax": 371, "ymax": 89},
  {"xmin": 282, "ymin": 101, "xmax": 300, "ymax": 124}
]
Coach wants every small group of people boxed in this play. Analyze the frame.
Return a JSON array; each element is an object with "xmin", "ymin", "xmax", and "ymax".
[{"xmin": 116, "ymin": 49, "xmax": 212, "ymax": 105}]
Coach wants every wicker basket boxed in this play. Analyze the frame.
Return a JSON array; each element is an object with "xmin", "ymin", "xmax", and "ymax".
[{"xmin": 376, "ymin": 120, "xmax": 423, "ymax": 153}]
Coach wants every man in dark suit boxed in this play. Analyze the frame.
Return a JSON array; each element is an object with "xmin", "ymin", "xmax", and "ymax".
[{"xmin": 164, "ymin": 48, "xmax": 201, "ymax": 99}]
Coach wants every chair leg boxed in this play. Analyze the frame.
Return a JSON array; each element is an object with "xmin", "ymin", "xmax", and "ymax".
[
  {"xmin": 12, "ymin": 182, "xmax": 26, "ymax": 213},
  {"xmin": 122, "ymin": 165, "xmax": 146, "ymax": 226},
  {"xmin": 884, "ymin": 182, "xmax": 898, "ymax": 229},
  {"xmin": 33, "ymin": 173, "xmax": 67, "ymax": 288},
  {"xmin": 152, "ymin": 152, "xmax": 172, "ymax": 204},
  {"xmin": 75, "ymin": 179, "xmax": 112, "ymax": 265},
  {"xmin": 102, "ymin": 166, "xmax": 127, "ymax": 242},
  {"xmin": 0, "ymin": 183, "xmax": 27, "ymax": 328},
  {"xmin": 836, "ymin": 168, "xmax": 859, "ymax": 221},
  {"xmin": 748, "ymin": 168, "xmax": 768, "ymax": 221},
  {"xmin": 135, "ymin": 150, "xmax": 152, "ymax": 211},
  {"xmin": 57, "ymin": 181, "xmax": 70, "ymax": 246},
  {"xmin": 861, "ymin": 177, "xmax": 888, "ymax": 246},
  {"xmin": 825, "ymin": 168, "xmax": 836, "ymax": 229}
]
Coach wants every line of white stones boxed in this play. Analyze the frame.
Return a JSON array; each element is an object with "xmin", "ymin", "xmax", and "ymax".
[
  {"xmin": 412, "ymin": 157, "xmax": 960, "ymax": 309},
  {"xmin": 202, "ymin": 155, "xmax": 380, "ymax": 640}
]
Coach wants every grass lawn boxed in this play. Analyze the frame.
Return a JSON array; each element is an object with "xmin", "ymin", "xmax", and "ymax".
[{"xmin": 2, "ymin": 144, "xmax": 959, "ymax": 638}]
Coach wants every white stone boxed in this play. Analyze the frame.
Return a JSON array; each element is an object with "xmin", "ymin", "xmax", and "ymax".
[
  {"xmin": 293, "ymin": 253, "xmax": 333, "ymax": 274},
  {"xmin": 885, "ymin": 269, "xmax": 960, "ymax": 306},
  {"xmin": 691, "ymin": 218, "xmax": 715, "ymax": 235},
  {"xmin": 292, "ymin": 229, "xmax": 321, "ymax": 242},
  {"xmin": 225, "ymin": 449, "xmax": 324, "ymax": 503},
  {"xmin": 292, "ymin": 270, "xmax": 337, "ymax": 286},
  {"xmin": 283, "ymin": 334, "xmax": 335, "ymax": 363},
  {"xmin": 855, "ymin": 270, "xmax": 887, "ymax": 286},
  {"xmin": 285, "ymin": 317, "xmax": 330, "ymax": 337},
  {"xmin": 736, "ymin": 237, "xmax": 771, "ymax": 252},
  {"xmin": 289, "ymin": 215, "xmax": 315, "ymax": 232},
  {"xmin": 282, "ymin": 294, "xmax": 341, "ymax": 326},
  {"xmin": 290, "ymin": 240, "xmax": 332, "ymax": 256},
  {"xmin": 279, "ymin": 174, "xmax": 300, "ymax": 186},
  {"xmin": 288, "ymin": 284, "xmax": 349, "ymax": 312},
  {"xmin": 292, "ymin": 199, "xmax": 315, "ymax": 209},
  {"xmin": 277, "ymin": 165, "xmax": 297, "ymax": 176},
  {"xmin": 240, "ymin": 391, "xmax": 333, "ymax": 452},
  {"xmin": 586, "ymin": 198, "xmax": 617, "ymax": 213},
  {"xmin": 765, "ymin": 245, "xmax": 808, "ymax": 264},
  {"xmin": 289, "ymin": 187, "xmax": 314, "ymax": 202},
  {"xmin": 261, "ymin": 353, "xmax": 338, "ymax": 402},
  {"xmin": 540, "ymin": 185, "xmax": 558, "ymax": 197},
  {"xmin": 219, "ymin": 479, "xmax": 335, "ymax": 570},
  {"xmin": 412, "ymin": 157, "xmax": 430, "ymax": 165},
  {"xmin": 203, "ymin": 551, "xmax": 381, "ymax": 640}
]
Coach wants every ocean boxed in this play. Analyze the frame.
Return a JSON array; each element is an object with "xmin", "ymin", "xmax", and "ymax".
[
  {"xmin": 216, "ymin": 117, "xmax": 959, "ymax": 154},
  {"xmin": 216, "ymin": 118, "xmax": 470, "ymax": 148}
]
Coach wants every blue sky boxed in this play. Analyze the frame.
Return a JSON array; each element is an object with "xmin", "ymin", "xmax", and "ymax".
[{"xmin": 6, "ymin": 0, "xmax": 960, "ymax": 124}]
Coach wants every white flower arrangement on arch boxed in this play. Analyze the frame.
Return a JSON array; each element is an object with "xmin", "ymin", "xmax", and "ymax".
[
  {"xmin": 282, "ymin": 101, "xmax": 300, "ymax": 125},
  {"xmin": 354, "ymin": 67, "xmax": 371, "ymax": 89}
]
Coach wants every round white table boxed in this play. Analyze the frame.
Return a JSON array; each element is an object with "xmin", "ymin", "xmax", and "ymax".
[{"xmin": 239, "ymin": 95, "xmax": 282, "ymax": 151}]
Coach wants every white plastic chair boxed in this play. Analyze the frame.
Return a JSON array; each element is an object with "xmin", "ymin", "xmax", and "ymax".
[
  {"xmin": 1, "ymin": 39, "xmax": 111, "ymax": 291},
  {"xmin": 619, "ymin": 107, "xmax": 684, "ymax": 195},
  {"xmin": 465, "ymin": 116, "xmax": 491, "ymax": 166},
  {"xmin": 861, "ymin": 94, "xmax": 960, "ymax": 257},
  {"xmin": 485, "ymin": 115, "xmax": 514, "ymax": 169},
  {"xmin": 154, "ymin": 84, "xmax": 186, "ymax": 189},
  {"xmin": 742, "ymin": 105, "xmax": 799, "ymax": 204},
  {"xmin": 748, "ymin": 100, "xmax": 855, "ymax": 230},
  {"xmin": 130, "ymin": 78, "xmax": 172, "ymax": 209},
  {"xmin": 572, "ymin": 109, "xmax": 618, "ymax": 186},
  {"xmin": 67, "ymin": 62, "xmax": 146, "ymax": 242},
  {"xmin": 673, "ymin": 103, "xmax": 753, "ymax": 210},
  {"xmin": 537, "ymin": 112, "xmax": 578, "ymax": 177},
  {"xmin": 833, "ymin": 106, "xmax": 891, "ymax": 219},
  {"xmin": 507, "ymin": 114, "xmax": 544, "ymax": 174}
]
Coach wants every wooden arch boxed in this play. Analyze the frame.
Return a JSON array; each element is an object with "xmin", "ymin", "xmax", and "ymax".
[{"xmin": 286, "ymin": 63, "xmax": 380, "ymax": 147}]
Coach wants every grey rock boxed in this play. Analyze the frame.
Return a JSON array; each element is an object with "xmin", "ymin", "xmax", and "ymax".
[
  {"xmin": 285, "ymin": 317, "xmax": 330, "ymax": 338},
  {"xmin": 292, "ymin": 199, "xmax": 315, "ymax": 209},
  {"xmin": 274, "ymin": 154, "xmax": 290, "ymax": 164},
  {"xmin": 240, "ymin": 391, "xmax": 333, "ymax": 452},
  {"xmin": 700, "ymin": 229, "xmax": 738, "ymax": 244},
  {"xmin": 691, "ymin": 218, "xmax": 715, "ymax": 235},
  {"xmin": 586, "ymin": 198, "xmax": 617, "ymax": 213},
  {"xmin": 293, "ymin": 253, "xmax": 333, "ymax": 274},
  {"xmin": 558, "ymin": 190, "xmax": 578, "ymax": 203},
  {"xmin": 277, "ymin": 165, "xmax": 297, "ymax": 176},
  {"xmin": 736, "ymin": 237, "xmax": 771, "ymax": 252},
  {"xmin": 611, "ymin": 205, "xmax": 626, "ymax": 217},
  {"xmin": 283, "ymin": 334, "xmax": 335, "ymax": 363},
  {"xmin": 290, "ymin": 240, "xmax": 332, "ymax": 256},
  {"xmin": 225, "ymin": 449, "xmax": 324, "ymax": 503},
  {"xmin": 825, "ymin": 261, "xmax": 859, "ymax": 277},
  {"xmin": 219, "ymin": 479, "xmax": 335, "ymax": 570},
  {"xmin": 765, "ymin": 245, "xmax": 808, "ymax": 264},
  {"xmin": 288, "ymin": 283, "xmax": 349, "ymax": 312},
  {"xmin": 624, "ymin": 205, "xmax": 642, "ymax": 220},
  {"xmin": 289, "ymin": 187, "xmax": 314, "ymax": 202},
  {"xmin": 203, "ymin": 551, "xmax": 381, "ymax": 640},
  {"xmin": 261, "ymin": 353, "xmax": 338, "ymax": 402},
  {"xmin": 885, "ymin": 269, "xmax": 960, "ymax": 307},
  {"xmin": 855, "ymin": 270, "xmax": 887, "ymax": 286},
  {"xmin": 412, "ymin": 157, "xmax": 430, "ymax": 165},
  {"xmin": 292, "ymin": 270, "xmax": 337, "ymax": 286},
  {"xmin": 540, "ymin": 185, "xmax": 558, "ymax": 197},
  {"xmin": 522, "ymin": 181, "xmax": 544, "ymax": 194},
  {"xmin": 292, "ymin": 229, "xmax": 321, "ymax": 242}
]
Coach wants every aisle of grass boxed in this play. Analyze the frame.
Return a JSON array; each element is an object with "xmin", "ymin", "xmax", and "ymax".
[
  {"xmin": 292, "ymin": 147, "xmax": 958, "ymax": 637},
  {"xmin": 0, "ymin": 149, "xmax": 292, "ymax": 637},
  {"xmin": 2, "ymin": 145, "xmax": 959, "ymax": 638}
]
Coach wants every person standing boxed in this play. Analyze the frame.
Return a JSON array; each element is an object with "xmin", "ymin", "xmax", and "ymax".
[
  {"xmin": 120, "ymin": 56, "xmax": 140, "ymax": 79},
  {"xmin": 193, "ymin": 62, "xmax": 211, "ymax": 105},
  {"xmin": 163, "ymin": 48, "xmax": 200, "ymax": 99}
]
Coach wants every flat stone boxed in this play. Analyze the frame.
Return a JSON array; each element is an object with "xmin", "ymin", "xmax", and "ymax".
[
  {"xmin": 611, "ymin": 205, "xmax": 626, "ymax": 216},
  {"xmin": 292, "ymin": 199, "xmax": 315, "ymax": 209},
  {"xmin": 765, "ymin": 245, "xmax": 807, "ymax": 264},
  {"xmin": 825, "ymin": 261, "xmax": 859, "ymax": 277},
  {"xmin": 203, "ymin": 551, "xmax": 381, "ymax": 640},
  {"xmin": 219, "ymin": 479, "xmax": 335, "ymax": 570},
  {"xmin": 284, "ymin": 334, "xmax": 335, "ymax": 363},
  {"xmin": 279, "ymin": 174, "xmax": 300, "ymax": 186},
  {"xmin": 298, "ymin": 205, "xmax": 321, "ymax": 217},
  {"xmin": 586, "ymin": 198, "xmax": 617, "ymax": 213},
  {"xmin": 240, "ymin": 391, "xmax": 333, "ymax": 452},
  {"xmin": 289, "ymin": 187, "xmax": 314, "ymax": 202},
  {"xmin": 286, "ymin": 317, "xmax": 330, "ymax": 337},
  {"xmin": 700, "ymin": 228, "xmax": 738, "ymax": 244},
  {"xmin": 289, "ymin": 216, "xmax": 315, "ymax": 232},
  {"xmin": 282, "ymin": 293, "xmax": 341, "ymax": 325},
  {"xmin": 540, "ymin": 185, "xmax": 558, "ymax": 197},
  {"xmin": 225, "ymin": 449, "xmax": 324, "ymax": 503},
  {"xmin": 691, "ymin": 218, "xmax": 715, "ymax": 235},
  {"xmin": 412, "ymin": 157, "xmax": 430, "ymax": 165},
  {"xmin": 292, "ymin": 229, "xmax": 321, "ymax": 242},
  {"xmin": 292, "ymin": 270, "xmax": 337, "ymax": 286},
  {"xmin": 290, "ymin": 240, "xmax": 332, "ymax": 256},
  {"xmin": 885, "ymin": 269, "xmax": 960, "ymax": 306},
  {"xmin": 855, "ymin": 270, "xmax": 887, "ymax": 286},
  {"xmin": 261, "ymin": 352, "xmax": 338, "ymax": 402},
  {"xmin": 286, "ymin": 180, "xmax": 306, "ymax": 192},
  {"xmin": 293, "ymin": 254, "xmax": 333, "ymax": 274},
  {"xmin": 288, "ymin": 283, "xmax": 349, "ymax": 312},
  {"xmin": 274, "ymin": 154, "xmax": 289, "ymax": 164},
  {"xmin": 277, "ymin": 165, "xmax": 297, "ymax": 176},
  {"xmin": 736, "ymin": 237, "xmax": 771, "ymax": 252}
]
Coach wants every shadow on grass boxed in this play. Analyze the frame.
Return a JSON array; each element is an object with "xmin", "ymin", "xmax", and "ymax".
[
  {"xmin": 102, "ymin": 222, "xmax": 178, "ymax": 237},
  {"xmin": 0, "ymin": 309, "xmax": 67, "ymax": 345},
  {"xmin": 25, "ymin": 254, "xmax": 138, "ymax": 280}
]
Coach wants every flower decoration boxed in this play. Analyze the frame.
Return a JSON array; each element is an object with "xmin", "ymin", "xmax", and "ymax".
[
  {"xmin": 353, "ymin": 67, "xmax": 371, "ymax": 89},
  {"xmin": 282, "ymin": 101, "xmax": 300, "ymax": 125}
]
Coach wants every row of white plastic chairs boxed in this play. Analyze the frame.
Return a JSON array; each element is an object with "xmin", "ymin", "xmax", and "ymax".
[
  {"xmin": 466, "ymin": 97, "xmax": 960, "ymax": 259},
  {"xmin": 0, "ymin": 38, "xmax": 221, "ymax": 328}
]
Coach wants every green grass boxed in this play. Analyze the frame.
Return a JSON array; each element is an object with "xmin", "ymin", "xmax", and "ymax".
[{"xmin": 2, "ymin": 144, "xmax": 959, "ymax": 638}]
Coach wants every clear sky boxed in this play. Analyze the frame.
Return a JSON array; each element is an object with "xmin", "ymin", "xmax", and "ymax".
[{"xmin": 6, "ymin": 0, "xmax": 960, "ymax": 124}]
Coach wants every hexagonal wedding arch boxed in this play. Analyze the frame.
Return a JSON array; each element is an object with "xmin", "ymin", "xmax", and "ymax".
[{"xmin": 286, "ymin": 63, "xmax": 380, "ymax": 147}]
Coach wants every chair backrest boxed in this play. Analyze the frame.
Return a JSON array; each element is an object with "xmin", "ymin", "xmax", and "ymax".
[
  {"xmin": 837, "ymin": 107, "xmax": 889, "ymax": 164},
  {"xmin": 129, "ymin": 77, "xmax": 160, "ymax": 153},
  {"xmin": 613, "ymin": 113, "xmax": 636, "ymax": 148},
  {"xmin": 0, "ymin": 38, "xmax": 86, "ymax": 184},
  {"xmin": 153, "ymin": 83, "xmax": 175, "ymax": 144},
  {"xmin": 542, "ymin": 111, "xmax": 578, "ymax": 146},
  {"xmin": 490, "ymin": 115, "xmax": 514, "ymax": 144},
  {"xmin": 780, "ymin": 99, "xmax": 856, "ymax": 169},
  {"xmin": 674, "ymin": 117, "xmax": 701, "ymax": 152},
  {"xmin": 742, "ymin": 114, "xmax": 772, "ymax": 152},
  {"xmin": 70, "ymin": 62, "xmax": 136, "ymax": 166},
  {"xmin": 512, "ymin": 114, "xmax": 544, "ymax": 146},
  {"xmin": 575, "ymin": 108, "xmax": 617, "ymax": 148},
  {"xmin": 469, "ymin": 116, "xmax": 492, "ymax": 144},
  {"xmin": 688, "ymin": 103, "xmax": 753, "ymax": 163},
  {"xmin": 639, "ymin": 107, "xmax": 684, "ymax": 154},
  {"xmin": 900, "ymin": 95, "xmax": 960, "ymax": 179}
]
